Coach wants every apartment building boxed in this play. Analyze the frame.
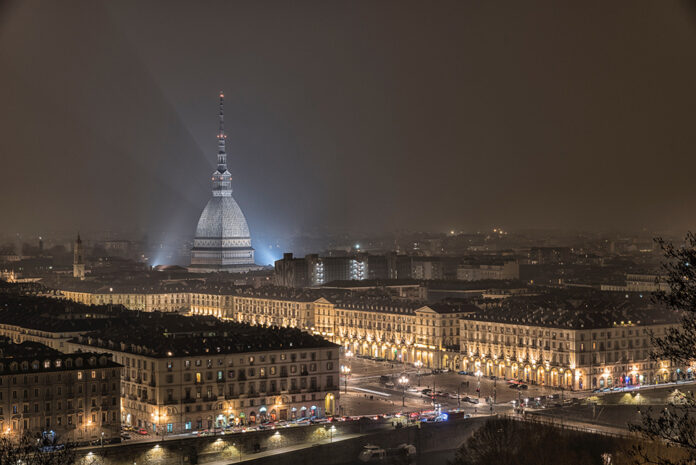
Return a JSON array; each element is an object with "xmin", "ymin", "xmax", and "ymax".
[
  {"xmin": 458, "ymin": 291, "xmax": 682, "ymax": 390},
  {"xmin": 0, "ymin": 338, "xmax": 121, "ymax": 444}
]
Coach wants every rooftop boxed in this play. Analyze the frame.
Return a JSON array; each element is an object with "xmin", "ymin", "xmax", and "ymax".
[
  {"xmin": 463, "ymin": 288, "xmax": 679, "ymax": 329},
  {"xmin": 0, "ymin": 336, "xmax": 120, "ymax": 374},
  {"xmin": 72, "ymin": 311, "xmax": 337, "ymax": 357}
]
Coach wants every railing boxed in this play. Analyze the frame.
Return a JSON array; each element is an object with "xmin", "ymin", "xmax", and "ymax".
[{"xmin": 498, "ymin": 413, "xmax": 635, "ymax": 439}]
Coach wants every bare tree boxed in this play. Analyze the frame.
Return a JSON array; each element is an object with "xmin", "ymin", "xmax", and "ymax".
[
  {"xmin": 629, "ymin": 233, "xmax": 696, "ymax": 464},
  {"xmin": 0, "ymin": 433, "xmax": 75, "ymax": 465}
]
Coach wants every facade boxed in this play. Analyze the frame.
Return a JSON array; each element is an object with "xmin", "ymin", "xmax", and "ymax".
[
  {"xmin": 456, "ymin": 260, "xmax": 519, "ymax": 281},
  {"xmin": 0, "ymin": 294, "xmax": 339, "ymax": 435},
  {"xmin": 190, "ymin": 93, "xmax": 259, "ymax": 273},
  {"xmin": 274, "ymin": 252, "xmax": 463, "ymax": 287},
  {"xmin": 0, "ymin": 339, "xmax": 121, "ymax": 444},
  {"xmin": 600, "ymin": 273, "xmax": 669, "ymax": 293},
  {"xmin": 49, "ymin": 284, "xmax": 689, "ymax": 390},
  {"xmin": 65, "ymin": 316, "xmax": 339, "ymax": 433},
  {"xmin": 457, "ymin": 294, "xmax": 683, "ymax": 390},
  {"xmin": 73, "ymin": 234, "xmax": 85, "ymax": 280}
]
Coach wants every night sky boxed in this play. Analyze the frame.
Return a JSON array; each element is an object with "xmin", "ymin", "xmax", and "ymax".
[{"xmin": 1, "ymin": 1, "xmax": 695, "ymax": 239}]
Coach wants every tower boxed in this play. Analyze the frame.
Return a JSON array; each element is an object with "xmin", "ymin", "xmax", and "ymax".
[
  {"xmin": 73, "ymin": 233, "xmax": 85, "ymax": 280},
  {"xmin": 189, "ymin": 92, "xmax": 259, "ymax": 273}
]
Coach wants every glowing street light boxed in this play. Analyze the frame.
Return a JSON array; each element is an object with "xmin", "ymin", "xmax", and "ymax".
[
  {"xmin": 340, "ymin": 365, "xmax": 351, "ymax": 393},
  {"xmin": 414, "ymin": 360, "xmax": 423, "ymax": 386},
  {"xmin": 398, "ymin": 375, "xmax": 409, "ymax": 407},
  {"xmin": 475, "ymin": 370, "xmax": 483, "ymax": 398}
]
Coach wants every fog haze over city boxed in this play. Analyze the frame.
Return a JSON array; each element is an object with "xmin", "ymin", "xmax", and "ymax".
[{"xmin": 2, "ymin": 1, "xmax": 696, "ymax": 244}]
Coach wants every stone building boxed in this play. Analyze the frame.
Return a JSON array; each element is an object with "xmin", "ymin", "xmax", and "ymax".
[
  {"xmin": 189, "ymin": 92, "xmax": 261, "ymax": 273},
  {"xmin": 457, "ymin": 291, "xmax": 683, "ymax": 390},
  {"xmin": 0, "ymin": 338, "xmax": 121, "ymax": 444}
]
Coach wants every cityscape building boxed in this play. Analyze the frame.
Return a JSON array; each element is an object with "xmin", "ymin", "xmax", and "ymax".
[
  {"xmin": 0, "ymin": 337, "xmax": 121, "ymax": 444},
  {"xmin": 73, "ymin": 233, "xmax": 85, "ymax": 280},
  {"xmin": 190, "ymin": 93, "xmax": 260, "ymax": 273},
  {"xmin": 0, "ymin": 292, "xmax": 339, "ymax": 434}
]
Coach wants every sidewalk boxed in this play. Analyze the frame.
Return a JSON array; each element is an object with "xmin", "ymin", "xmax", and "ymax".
[{"xmin": 202, "ymin": 432, "xmax": 366, "ymax": 465}]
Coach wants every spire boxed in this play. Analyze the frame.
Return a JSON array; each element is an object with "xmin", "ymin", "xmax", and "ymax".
[
  {"xmin": 217, "ymin": 91, "xmax": 227, "ymax": 172},
  {"xmin": 212, "ymin": 91, "xmax": 233, "ymax": 197}
]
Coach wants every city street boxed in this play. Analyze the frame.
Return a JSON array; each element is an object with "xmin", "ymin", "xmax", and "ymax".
[{"xmin": 340, "ymin": 356, "xmax": 583, "ymax": 416}]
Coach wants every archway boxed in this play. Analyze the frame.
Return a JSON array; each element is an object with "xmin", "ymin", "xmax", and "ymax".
[
  {"xmin": 550, "ymin": 369, "xmax": 559, "ymax": 387},
  {"xmin": 325, "ymin": 393, "xmax": 335, "ymax": 416},
  {"xmin": 536, "ymin": 366, "xmax": 546, "ymax": 384}
]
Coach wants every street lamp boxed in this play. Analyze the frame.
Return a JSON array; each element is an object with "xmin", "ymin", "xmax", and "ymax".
[
  {"xmin": 414, "ymin": 361, "xmax": 423, "ymax": 387},
  {"xmin": 340, "ymin": 365, "xmax": 351, "ymax": 394},
  {"xmin": 475, "ymin": 370, "xmax": 482, "ymax": 399},
  {"xmin": 398, "ymin": 375, "xmax": 409, "ymax": 407},
  {"xmin": 457, "ymin": 382, "xmax": 466, "ymax": 409}
]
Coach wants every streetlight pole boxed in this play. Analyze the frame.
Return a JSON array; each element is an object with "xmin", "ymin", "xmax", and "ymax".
[
  {"xmin": 476, "ymin": 370, "xmax": 482, "ymax": 399},
  {"xmin": 414, "ymin": 361, "xmax": 422, "ymax": 387},
  {"xmin": 341, "ymin": 365, "xmax": 351, "ymax": 394},
  {"xmin": 398, "ymin": 375, "xmax": 409, "ymax": 408}
]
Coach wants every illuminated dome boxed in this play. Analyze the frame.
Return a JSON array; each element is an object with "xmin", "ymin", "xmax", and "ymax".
[
  {"xmin": 195, "ymin": 196, "xmax": 250, "ymax": 239},
  {"xmin": 189, "ymin": 92, "xmax": 259, "ymax": 273}
]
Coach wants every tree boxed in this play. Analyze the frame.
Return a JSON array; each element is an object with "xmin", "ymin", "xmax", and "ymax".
[
  {"xmin": 629, "ymin": 232, "xmax": 696, "ymax": 465},
  {"xmin": 449, "ymin": 418, "xmax": 619, "ymax": 465},
  {"xmin": 0, "ymin": 433, "xmax": 75, "ymax": 465}
]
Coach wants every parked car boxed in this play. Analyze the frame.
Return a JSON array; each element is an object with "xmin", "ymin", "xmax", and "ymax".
[
  {"xmin": 519, "ymin": 384, "xmax": 529, "ymax": 390},
  {"xmin": 385, "ymin": 382, "xmax": 395, "ymax": 388},
  {"xmin": 457, "ymin": 370, "xmax": 469, "ymax": 375},
  {"xmin": 120, "ymin": 433, "xmax": 131, "ymax": 440},
  {"xmin": 136, "ymin": 428, "xmax": 148, "ymax": 436}
]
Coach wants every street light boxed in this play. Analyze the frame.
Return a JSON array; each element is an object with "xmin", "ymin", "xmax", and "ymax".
[
  {"xmin": 340, "ymin": 365, "xmax": 351, "ymax": 394},
  {"xmin": 475, "ymin": 370, "xmax": 482, "ymax": 399},
  {"xmin": 414, "ymin": 361, "xmax": 423, "ymax": 387},
  {"xmin": 457, "ymin": 382, "xmax": 466, "ymax": 409},
  {"xmin": 398, "ymin": 375, "xmax": 409, "ymax": 407}
]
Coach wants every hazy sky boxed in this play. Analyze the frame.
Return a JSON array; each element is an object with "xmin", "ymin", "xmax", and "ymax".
[{"xmin": 1, "ymin": 0, "xmax": 695, "ymax": 240}]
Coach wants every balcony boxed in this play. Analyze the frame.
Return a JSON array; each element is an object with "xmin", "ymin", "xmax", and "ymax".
[{"xmin": 182, "ymin": 398, "xmax": 196, "ymax": 404}]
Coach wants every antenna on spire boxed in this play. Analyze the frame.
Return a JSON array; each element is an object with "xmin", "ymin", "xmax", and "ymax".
[
  {"xmin": 218, "ymin": 91, "xmax": 225, "ymax": 136},
  {"xmin": 216, "ymin": 91, "xmax": 228, "ymax": 174}
]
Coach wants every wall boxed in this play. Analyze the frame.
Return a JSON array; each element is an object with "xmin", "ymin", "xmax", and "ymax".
[{"xmin": 73, "ymin": 418, "xmax": 486, "ymax": 465}]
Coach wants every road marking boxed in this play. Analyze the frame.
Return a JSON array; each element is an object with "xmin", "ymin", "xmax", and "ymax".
[{"xmin": 350, "ymin": 387, "xmax": 392, "ymax": 397}]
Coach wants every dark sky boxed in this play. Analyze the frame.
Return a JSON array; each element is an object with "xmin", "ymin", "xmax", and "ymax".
[{"xmin": 1, "ymin": 0, "xmax": 696, "ymax": 240}]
